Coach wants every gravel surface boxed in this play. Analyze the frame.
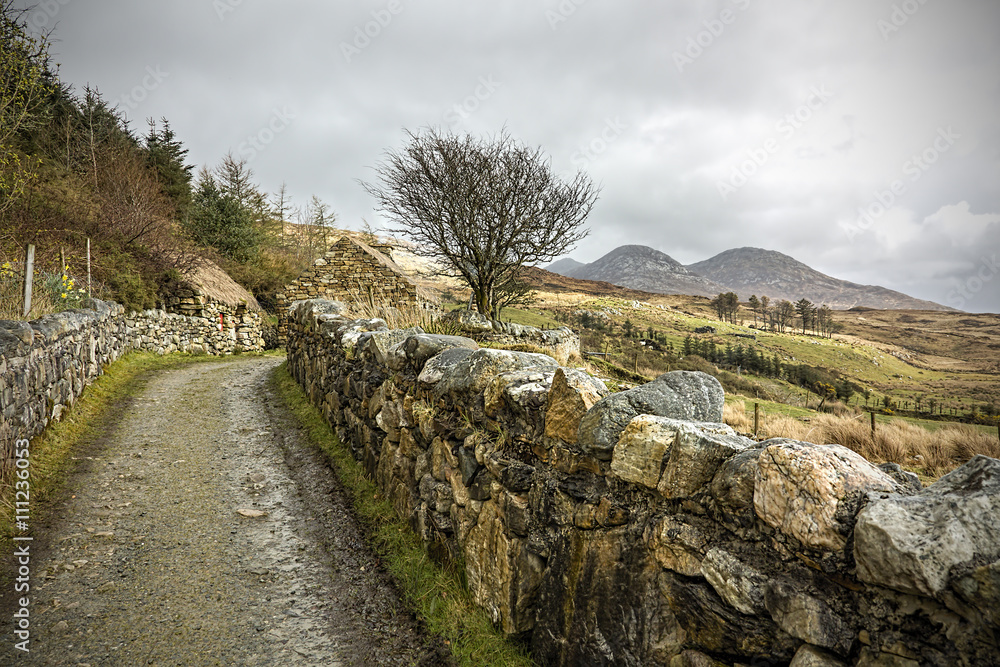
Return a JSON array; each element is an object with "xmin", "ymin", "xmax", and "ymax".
[{"xmin": 1, "ymin": 356, "xmax": 450, "ymax": 666}]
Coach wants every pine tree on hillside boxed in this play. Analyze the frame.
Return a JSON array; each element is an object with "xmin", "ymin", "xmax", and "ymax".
[
  {"xmin": 795, "ymin": 298, "xmax": 816, "ymax": 334},
  {"xmin": 775, "ymin": 300, "xmax": 795, "ymax": 333},
  {"xmin": 748, "ymin": 294, "xmax": 761, "ymax": 326},
  {"xmin": 145, "ymin": 118, "xmax": 194, "ymax": 221},
  {"xmin": 186, "ymin": 170, "xmax": 261, "ymax": 262}
]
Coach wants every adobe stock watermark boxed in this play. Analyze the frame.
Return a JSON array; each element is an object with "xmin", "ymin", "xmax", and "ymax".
[
  {"xmin": 25, "ymin": 0, "xmax": 73, "ymax": 34},
  {"xmin": 571, "ymin": 117, "xmax": 628, "ymax": 169},
  {"xmin": 546, "ymin": 0, "xmax": 588, "ymax": 31},
  {"xmin": 673, "ymin": 0, "xmax": 752, "ymax": 73},
  {"xmin": 238, "ymin": 107, "xmax": 296, "ymax": 162},
  {"xmin": 443, "ymin": 76, "xmax": 501, "ymax": 128},
  {"xmin": 947, "ymin": 253, "xmax": 998, "ymax": 310},
  {"xmin": 117, "ymin": 65, "xmax": 169, "ymax": 112},
  {"xmin": 12, "ymin": 438, "xmax": 32, "ymax": 654},
  {"xmin": 340, "ymin": 1, "xmax": 403, "ymax": 63},
  {"xmin": 877, "ymin": 0, "xmax": 932, "ymax": 41},
  {"xmin": 842, "ymin": 126, "xmax": 959, "ymax": 243},
  {"xmin": 716, "ymin": 85, "xmax": 833, "ymax": 201},
  {"xmin": 213, "ymin": 0, "xmax": 244, "ymax": 21}
]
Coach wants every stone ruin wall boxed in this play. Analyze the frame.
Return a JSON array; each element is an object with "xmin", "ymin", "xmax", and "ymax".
[
  {"xmin": 275, "ymin": 238, "xmax": 420, "ymax": 344},
  {"xmin": 0, "ymin": 299, "xmax": 265, "ymax": 485},
  {"xmin": 286, "ymin": 298, "xmax": 999, "ymax": 667}
]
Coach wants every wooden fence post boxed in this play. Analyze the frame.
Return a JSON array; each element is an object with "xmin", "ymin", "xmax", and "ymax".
[
  {"xmin": 754, "ymin": 402, "xmax": 760, "ymax": 437},
  {"xmin": 86, "ymin": 238, "xmax": 92, "ymax": 299},
  {"xmin": 22, "ymin": 244, "xmax": 35, "ymax": 317},
  {"xmin": 870, "ymin": 410, "xmax": 876, "ymax": 436}
]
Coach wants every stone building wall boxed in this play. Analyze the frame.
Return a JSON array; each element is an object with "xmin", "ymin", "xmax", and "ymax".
[
  {"xmin": 1, "ymin": 299, "xmax": 265, "ymax": 485},
  {"xmin": 286, "ymin": 298, "xmax": 999, "ymax": 667},
  {"xmin": 275, "ymin": 237, "xmax": 420, "ymax": 344}
]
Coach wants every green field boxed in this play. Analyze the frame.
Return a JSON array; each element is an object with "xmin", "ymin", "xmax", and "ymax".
[{"xmin": 496, "ymin": 295, "xmax": 999, "ymax": 430}]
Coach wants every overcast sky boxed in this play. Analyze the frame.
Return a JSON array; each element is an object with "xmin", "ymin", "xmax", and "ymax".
[{"xmin": 20, "ymin": 0, "xmax": 1000, "ymax": 312}]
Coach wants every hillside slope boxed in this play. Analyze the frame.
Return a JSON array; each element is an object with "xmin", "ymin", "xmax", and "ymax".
[
  {"xmin": 545, "ymin": 258, "xmax": 587, "ymax": 276},
  {"xmin": 551, "ymin": 245, "xmax": 728, "ymax": 297},
  {"xmin": 688, "ymin": 247, "xmax": 951, "ymax": 311}
]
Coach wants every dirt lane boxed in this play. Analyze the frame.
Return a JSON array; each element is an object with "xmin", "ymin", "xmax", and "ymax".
[{"xmin": 1, "ymin": 356, "xmax": 448, "ymax": 666}]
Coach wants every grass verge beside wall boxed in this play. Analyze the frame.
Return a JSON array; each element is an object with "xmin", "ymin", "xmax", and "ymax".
[{"xmin": 270, "ymin": 362, "xmax": 534, "ymax": 667}]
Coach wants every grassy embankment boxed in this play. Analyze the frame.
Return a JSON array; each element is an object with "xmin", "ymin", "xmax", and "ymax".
[
  {"xmin": 271, "ymin": 363, "xmax": 533, "ymax": 667},
  {"xmin": 500, "ymin": 297, "xmax": 1000, "ymax": 480}
]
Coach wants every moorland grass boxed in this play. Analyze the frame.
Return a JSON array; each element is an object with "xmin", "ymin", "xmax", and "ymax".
[{"xmin": 724, "ymin": 397, "xmax": 1000, "ymax": 480}]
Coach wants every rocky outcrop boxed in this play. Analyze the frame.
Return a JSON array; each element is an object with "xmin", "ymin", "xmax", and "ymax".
[
  {"xmin": 755, "ymin": 441, "xmax": 899, "ymax": 551},
  {"xmin": 286, "ymin": 298, "xmax": 1000, "ymax": 666},
  {"xmin": 855, "ymin": 455, "xmax": 1000, "ymax": 598}
]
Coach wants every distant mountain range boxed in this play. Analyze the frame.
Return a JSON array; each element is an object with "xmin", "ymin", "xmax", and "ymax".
[
  {"xmin": 546, "ymin": 245, "xmax": 952, "ymax": 311},
  {"xmin": 554, "ymin": 245, "xmax": 728, "ymax": 298}
]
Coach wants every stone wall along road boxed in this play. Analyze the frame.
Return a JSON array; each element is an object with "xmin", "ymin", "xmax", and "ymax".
[{"xmin": 0, "ymin": 356, "xmax": 449, "ymax": 666}]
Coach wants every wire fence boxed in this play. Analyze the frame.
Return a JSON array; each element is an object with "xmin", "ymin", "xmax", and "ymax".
[{"xmin": 0, "ymin": 242, "xmax": 95, "ymax": 321}]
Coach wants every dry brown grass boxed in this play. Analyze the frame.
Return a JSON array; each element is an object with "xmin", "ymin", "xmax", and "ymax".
[
  {"xmin": 0, "ymin": 261, "xmax": 74, "ymax": 320},
  {"xmin": 725, "ymin": 399, "xmax": 1000, "ymax": 478}
]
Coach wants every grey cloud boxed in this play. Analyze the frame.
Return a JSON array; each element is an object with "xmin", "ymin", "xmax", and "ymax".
[{"xmin": 17, "ymin": 0, "xmax": 1000, "ymax": 312}]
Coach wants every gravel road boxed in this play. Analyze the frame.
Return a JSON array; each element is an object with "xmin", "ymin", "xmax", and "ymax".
[{"xmin": 1, "ymin": 355, "xmax": 450, "ymax": 666}]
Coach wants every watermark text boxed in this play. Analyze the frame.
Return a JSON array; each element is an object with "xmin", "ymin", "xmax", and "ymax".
[
  {"xmin": 340, "ymin": 1, "xmax": 404, "ymax": 63},
  {"xmin": 238, "ymin": 106, "xmax": 296, "ymax": 162},
  {"xmin": 717, "ymin": 85, "xmax": 832, "ymax": 201},
  {"xmin": 674, "ymin": 0, "xmax": 751, "ymax": 73},
  {"xmin": 12, "ymin": 438, "xmax": 32, "ymax": 653},
  {"xmin": 842, "ymin": 126, "xmax": 959, "ymax": 242}
]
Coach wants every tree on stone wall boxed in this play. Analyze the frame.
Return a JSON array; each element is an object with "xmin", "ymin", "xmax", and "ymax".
[{"xmin": 362, "ymin": 127, "xmax": 599, "ymax": 319}]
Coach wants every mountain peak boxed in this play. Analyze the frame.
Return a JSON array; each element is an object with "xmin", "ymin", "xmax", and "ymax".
[
  {"xmin": 549, "ymin": 245, "xmax": 727, "ymax": 297},
  {"xmin": 688, "ymin": 248, "xmax": 950, "ymax": 310},
  {"xmin": 550, "ymin": 244, "xmax": 951, "ymax": 310}
]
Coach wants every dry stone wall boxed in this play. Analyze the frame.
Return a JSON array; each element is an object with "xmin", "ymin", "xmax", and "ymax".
[
  {"xmin": 439, "ymin": 309, "xmax": 581, "ymax": 361},
  {"xmin": 1, "ymin": 298, "xmax": 264, "ymax": 483},
  {"xmin": 287, "ymin": 298, "xmax": 999, "ymax": 667},
  {"xmin": 275, "ymin": 237, "xmax": 421, "ymax": 344}
]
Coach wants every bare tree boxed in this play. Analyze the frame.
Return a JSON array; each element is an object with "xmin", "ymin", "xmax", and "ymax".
[
  {"xmin": 307, "ymin": 195, "xmax": 335, "ymax": 250},
  {"xmin": 362, "ymin": 127, "xmax": 599, "ymax": 319},
  {"xmin": 271, "ymin": 181, "xmax": 291, "ymax": 245},
  {"xmin": 775, "ymin": 299, "xmax": 796, "ymax": 333},
  {"xmin": 94, "ymin": 135, "xmax": 175, "ymax": 247}
]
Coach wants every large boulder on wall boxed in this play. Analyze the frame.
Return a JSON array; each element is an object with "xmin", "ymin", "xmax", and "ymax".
[{"xmin": 576, "ymin": 371, "xmax": 724, "ymax": 460}]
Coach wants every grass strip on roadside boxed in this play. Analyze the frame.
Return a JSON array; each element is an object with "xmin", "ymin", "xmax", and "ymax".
[{"xmin": 270, "ymin": 362, "xmax": 534, "ymax": 667}]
